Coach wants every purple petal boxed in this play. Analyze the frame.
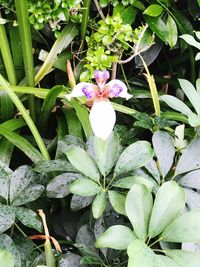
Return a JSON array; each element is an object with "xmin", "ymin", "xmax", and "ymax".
[
  {"xmin": 109, "ymin": 83, "xmax": 123, "ymax": 97},
  {"xmin": 107, "ymin": 80, "xmax": 132, "ymax": 100},
  {"xmin": 82, "ymin": 84, "xmax": 95, "ymax": 99},
  {"xmin": 94, "ymin": 70, "xmax": 110, "ymax": 84}
]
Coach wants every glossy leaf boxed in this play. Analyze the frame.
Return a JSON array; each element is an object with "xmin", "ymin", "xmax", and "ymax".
[
  {"xmin": 93, "ymin": 131, "xmax": 119, "ymax": 176},
  {"xmin": 114, "ymin": 141, "xmax": 153, "ymax": 176},
  {"xmin": 33, "ymin": 160, "xmax": 76, "ymax": 173},
  {"xmin": 108, "ymin": 190, "xmax": 126, "ymax": 216},
  {"xmin": 166, "ymin": 15, "xmax": 178, "ymax": 48},
  {"xmin": 112, "ymin": 176, "xmax": 155, "ymax": 191},
  {"xmin": 143, "ymin": 4, "xmax": 164, "ymax": 17},
  {"xmin": 152, "ymin": 131, "xmax": 175, "ymax": 178},
  {"xmin": 66, "ymin": 147, "xmax": 100, "ymax": 182},
  {"xmin": 59, "ymin": 252, "xmax": 81, "ymax": 267},
  {"xmin": 161, "ymin": 209, "xmax": 200, "ymax": 242},
  {"xmin": 70, "ymin": 195, "xmax": 93, "ymax": 211},
  {"xmin": 125, "ymin": 184, "xmax": 153, "ymax": 240},
  {"xmin": 70, "ymin": 179, "xmax": 100, "ymax": 196},
  {"xmin": 92, "ymin": 191, "xmax": 107, "ymax": 219},
  {"xmin": 148, "ymin": 181, "xmax": 185, "ymax": 238},
  {"xmin": 96, "ymin": 225, "xmax": 135, "ymax": 250},
  {"xmin": 178, "ymin": 169, "xmax": 200, "ymax": 190},
  {"xmin": 155, "ymin": 255, "xmax": 180, "ymax": 267}
]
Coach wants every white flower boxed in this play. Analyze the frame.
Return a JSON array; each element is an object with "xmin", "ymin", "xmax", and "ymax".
[{"xmin": 66, "ymin": 70, "xmax": 132, "ymax": 140}]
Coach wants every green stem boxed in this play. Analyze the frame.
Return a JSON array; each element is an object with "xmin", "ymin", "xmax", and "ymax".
[
  {"xmin": 0, "ymin": 75, "xmax": 50, "ymax": 160},
  {"xmin": 81, "ymin": 0, "xmax": 91, "ymax": 42},
  {"xmin": 14, "ymin": 0, "xmax": 36, "ymax": 121},
  {"xmin": 189, "ymin": 46, "xmax": 196, "ymax": 85}
]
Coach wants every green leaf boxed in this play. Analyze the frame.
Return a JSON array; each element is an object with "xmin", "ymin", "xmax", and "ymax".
[
  {"xmin": 70, "ymin": 179, "xmax": 100, "ymax": 196},
  {"xmin": 179, "ymin": 79, "xmax": 200, "ymax": 116},
  {"xmin": 34, "ymin": 159, "xmax": 76, "ymax": 173},
  {"xmin": 166, "ymin": 15, "xmax": 178, "ymax": 48},
  {"xmin": 143, "ymin": 4, "xmax": 164, "ymax": 17},
  {"xmin": 121, "ymin": 6, "xmax": 137, "ymax": 24},
  {"xmin": 180, "ymin": 34, "xmax": 200, "ymax": 50},
  {"xmin": 178, "ymin": 170, "xmax": 200, "ymax": 190},
  {"xmin": 0, "ymin": 205, "xmax": 15, "ymax": 234},
  {"xmin": 46, "ymin": 173, "xmax": 83, "ymax": 198},
  {"xmin": 66, "ymin": 147, "xmax": 100, "ymax": 182},
  {"xmin": 62, "ymin": 108, "xmax": 82, "ymax": 138},
  {"xmin": 112, "ymin": 176, "xmax": 155, "ymax": 191},
  {"xmin": 152, "ymin": 131, "xmax": 175, "ymax": 178},
  {"xmin": 0, "ymin": 127, "xmax": 44, "ymax": 163},
  {"xmin": 95, "ymin": 225, "xmax": 135, "ymax": 250},
  {"xmin": 144, "ymin": 15, "xmax": 168, "ymax": 43},
  {"xmin": 35, "ymin": 24, "xmax": 78, "ymax": 84},
  {"xmin": 11, "ymin": 184, "xmax": 44, "ymax": 206},
  {"xmin": 59, "ymin": 252, "xmax": 81, "ymax": 267},
  {"xmin": 0, "ymin": 235, "xmax": 21, "ymax": 267},
  {"xmin": 9, "ymin": 165, "xmax": 33, "ymax": 203},
  {"xmin": 114, "ymin": 141, "xmax": 154, "ymax": 176},
  {"xmin": 71, "ymin": 195, "xmax": 93, "ymax": 211},
  {"xmin": 108, "ymin": 190, "xmax": 126, "ymax": 216},
  {"xmin": 92, "ymin": 191, "xmax": 107, "ymax": 219},
  {"xmin": 161, "ymin": 209, "xmax": 200, "ymax": 242},
  {"xmin": 188, "ymin": 113, "xmax": 200, "ymax": 127},
  {"xmin": 165, "ymin": 250, "xmax": 200, "ymax": 267},
  {"xmin": 0, "ymin": 250, "xmax": 14, "ymax": 267},
  {"xmin": 160, "ymin": 95, "xmax": 193, "ymax": 116},
  {"xmin": 171, "ymin": 7, "xmax": 193, "ymax": 34},
  {"xmin": 15, "ymin": 207, "xmax": 42, "ymax": 232},
  {"xmin": 94, "ymin": 131, "xmax": 119, "ymax": 176},
  {"xmin": 148, "ymin": 181, "xmax": 185, "ymax": 238},
  {"xmin": 125, "ymin": 184, "xmax": 153, "ymax": 240},
  {"xmin": 127, "ymin": 240, "xmax": 155, "ymax": 267},
  {"xmin": 155, "ymin": 255, "xmax": 180, "ymax": 267},
  {"xmin": 175, "ymin": 138, "xmax": 200, "ymax": 175},
  {"xmin": 39, "ymin": 85, "xmax": 64, "ymax": 132}
]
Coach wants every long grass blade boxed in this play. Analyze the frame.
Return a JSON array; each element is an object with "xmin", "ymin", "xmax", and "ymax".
[{"xmin": 14, "ymin": 0, "xmax": 36, "ymax": 120}]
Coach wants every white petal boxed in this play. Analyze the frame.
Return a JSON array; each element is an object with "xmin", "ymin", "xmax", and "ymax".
[
  {"xmin": 65, "ymin": 82, "xmax": 94, "ymax": 100},
  {"xmin": 107, "ymin": 79, "xmax": 132, "ymax": 100},
  {"xmin": 89, "ymin": 100, "xmax": 116, "ymax": 140}
]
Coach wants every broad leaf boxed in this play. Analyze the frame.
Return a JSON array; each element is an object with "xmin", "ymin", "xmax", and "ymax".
[
  {"xmin": 59, "ymin": 252, "xmax": 81, "ymax": 267},
  {"xmin": 108, "ymin": 190, "xmax": 126, "ymax": 216},
  {"xmin": 93, "ymin": 132, "xmax": 119, "ymax": 176},
  {"xmin": 160, "ymin": 95, "xmax": 193, "ymax": 116},
  {"xmin": 0, "ymin": 250, "xmax": 14, "ymax": 267},
  {"xmin": 125, "ymin": 184, "xmax": 153, "ymax": 240},
  {"xmin": 70, "ymin": 195, "xmax": 93, "ymax": 211},
  {"xmin": 0, "ymin": 235, "xmax": 21, "ymax": 267},
  {"xmin": 178, "ymin": 170, "xmax": 200, "ymax": 190},
  {"xmin": 180, "ymin": 34, "xmax": 200, "ymax": 50},
  {"xmin": 114, "ymin": 141, "xmax": 153, "ymax": 176},
  {"xmin": 155, "ymin": 255, "xmax": 180, "ymax": 267},
  {"xmin": 175, "ymin": 138, "xmax": 200, "ymax": 175},
  {"xmin": 127, "ymin": 239, "xmax": 155, "ymax": 267},
  {"xmin": 165, "ymin": 250, "xmax": 200, "ymax": 267},
  {"xmin": 95, "ymin": 225, "xmax": 135, "ymax": 250},
  {"xmin": 113, "ymin": 176, "xmax": 155, "ymax": 191},
  {"xmin": 184, "ymin": 188, "xmax": 200, "ymax": 209},
  {"xmin": 66, "ymin": 147, "xmax": 100, "ymax": 182},
  {"xmin": 46, "ymin": 173, "xmax": 83, "ymax": 198},
  {"xmin": 33, "ymin": 159, "xmax": 76, "ymax": 173},
  {"xmin": 9, "ymin": 165, "xmax": 34, "ymax": 203},
  {"xmin": 166, "ymin": 15, "xmax": 178, "ymax": 48},
  {"xmin": 161, "ymin": 209, "xmax": 200, "ymax": 242},
  {"xmin": 179, "ymin": 79, "xmax": 200, "ymax": 116},
  {"xmin": 15, "ymin": 207, "xmax": 42, "ymax": 232},
  {"xmin": 70, "ymin": 179, "xmax": 100, "ymax": 196},
  {"xmin": 92, "ymin": 191, "xmax": 107, "ymax": 219},
  {"xmin": 148, "ymin": 181, "xmax": 185, "ymax": 238},
  {"xmin": 152, "ymin": 131, "xmax": 175, "ymax": 178},
  {"xmin": 143, "ymin": 4, "xmax": 164, "ymax": 17},
  {"xmin": 0, "ymin": 205, "xmax": 15, "ymax": 234}
]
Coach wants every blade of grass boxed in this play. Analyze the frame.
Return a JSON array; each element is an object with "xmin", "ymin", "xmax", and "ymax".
[
  {"xmin": 0, "ymin": 13, "xmax": 16, "ymax": 121},
  {"xmin": 62, "ymin": 108, "xmax": 83, "ymax": 138},
  {"xmin": 81, "ymin": 0, "xmax": 91, "ymax": 43},
  {"xmin": 0, "ymin": 75, "xmax": 50, "ymax": 160},
  {"xmin": 14, "ymin": 0, "xmax": 36, "ymax": 121},
  {"xmin": 35, "ymin": 24, "xmax": 78, "ymax": 85},
  {"xmin": 0, "ymin": 126, "xmax": 44, "ymax": 163}
]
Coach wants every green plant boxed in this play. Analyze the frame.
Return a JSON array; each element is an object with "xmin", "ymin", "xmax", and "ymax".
[{"xmin": 96, "ymin": 181, "xmax": 200, "ymax": 266}]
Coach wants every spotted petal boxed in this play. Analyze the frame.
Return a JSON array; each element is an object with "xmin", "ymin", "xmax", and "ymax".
[
  {"xmin": 66, "ymin": 82, "xmax": 95, "ymax": 100},
  {"xmin": 89, "ymin": 100, "xmax": 116, "ymax": 140},
  {"xmin": 107, "ymin": 79, "xmax": 132, "ymax": 100}
]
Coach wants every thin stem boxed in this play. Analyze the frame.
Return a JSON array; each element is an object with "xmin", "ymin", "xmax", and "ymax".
[
  {"xmin": 93, "ymin": 0, "xmax": 106, "ymax": 20},
  {"xmin": 189, "ymin": 46, "xmax": 196, "ymax": 85},
  {"xmin": 14, "ymin": 0, "xmax": 36, "ymax": 121},
  {"xmin": 14, "ymin": 222, "xmax": 27, "ymax": 237},
  {"xmin": 111, "ymin": 62, "xmax": 117, "ymax": 80},
  {"xmin": 0, "ymin": 75, "xmax": 50, "ymax": 160},
  {"xmin": 149, "ymin": 237, "xmax": 162, "ymax": 248},
  {"xmin": 120, "ymin": 64, "xmax": 131, "ymax": 91}
]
